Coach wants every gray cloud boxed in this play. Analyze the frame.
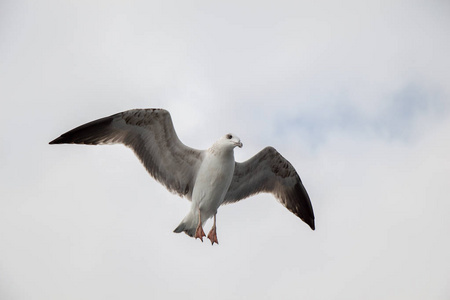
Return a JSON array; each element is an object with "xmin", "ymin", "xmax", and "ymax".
[{"xmin": 277, "ymin": 83, "xmax": 448, "ymax": 147}]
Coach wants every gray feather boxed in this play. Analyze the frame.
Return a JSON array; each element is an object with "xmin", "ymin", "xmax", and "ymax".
[
  {"xmin": 49, "ymin": 109, "xmax": 204, "ymax": 199},
  {"xmin": 223, "ymin": 147, "xmax": 315, "ymax": 230}
]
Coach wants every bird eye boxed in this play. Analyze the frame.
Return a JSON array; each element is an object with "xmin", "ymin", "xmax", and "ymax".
[{"xmin": 226, "ymin": 134, "xmax": 232, "ymax": 139}]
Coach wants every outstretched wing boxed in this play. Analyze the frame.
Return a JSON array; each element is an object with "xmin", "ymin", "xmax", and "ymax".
[
  {"xmin": 49, "ymin": 108, "xmax": 204, "ymax": 199},
  {"xmin": 223, "ymin": 147, "xmax": 315, "ymax": 230}
]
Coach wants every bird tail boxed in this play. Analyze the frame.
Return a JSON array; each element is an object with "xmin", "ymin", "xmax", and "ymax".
[{"xmin": 173, "ymin": 210, "xmax": 198, "ymax": 237}]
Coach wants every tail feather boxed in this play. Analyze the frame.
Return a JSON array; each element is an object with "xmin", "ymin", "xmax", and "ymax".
[
  {"xmin": 173, "ymin": 211, "xmax": 198, "ymax": 237},
  {"xmin": 173, "ymin": 223, "xmax": 196, "ymax": 237}
]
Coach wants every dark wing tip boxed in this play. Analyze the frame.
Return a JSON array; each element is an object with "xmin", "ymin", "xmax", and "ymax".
[
  {"xmin": 290, "ymin": 180, "xmax": 315, "ymax": 231},
  {"xmin": 48, "ymin": 115, "xmax": 116, "ymax": 145},
  {"xmin": 49, "ymin": 136, "xmax": 66, "ymax": 144},
  {"xmin": 305, "ymin": 217, "xmax": 315, "ymax": 230},
  {"xmin": 297, "ymin": 209, "xmax": 315, "ymax": 230}
]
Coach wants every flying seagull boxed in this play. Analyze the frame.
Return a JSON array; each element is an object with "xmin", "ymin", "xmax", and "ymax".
[{"xmin": 49, "ymin": 108, "xmax": 315, "ymax": 244}]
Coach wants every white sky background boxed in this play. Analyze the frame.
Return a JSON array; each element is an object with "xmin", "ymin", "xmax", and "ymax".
[{"xmin": 1, "ymin": 0, "xmax": 450, "ymax": 299}]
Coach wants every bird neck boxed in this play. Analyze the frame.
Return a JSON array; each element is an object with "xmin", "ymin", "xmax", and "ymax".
[{"xmin": 208, "ymin": 143, "xmax": 234, "ymax": 158}]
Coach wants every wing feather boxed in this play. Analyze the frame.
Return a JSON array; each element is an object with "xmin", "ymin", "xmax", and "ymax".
[
  {"xmin": 223, "ymin": 147, "xmax": 315, "ymax": 230},
  {"xmin": 49, "ymin": 108, "xmax": 204, "ymax": 199}
]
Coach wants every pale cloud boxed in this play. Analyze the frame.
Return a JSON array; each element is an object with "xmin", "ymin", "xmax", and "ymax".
[
  {"xmin": 1, "ymin": 0, "xmax": 450, "ymax": 299},
  {"xmin": 276, "ymin": 83, "xmax": 448, "ymax": 148}
]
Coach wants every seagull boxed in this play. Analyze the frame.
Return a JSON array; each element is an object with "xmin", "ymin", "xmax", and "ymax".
[{"xmin": 49, "ymin": 108, "xmax": 315, "ymax": 244}]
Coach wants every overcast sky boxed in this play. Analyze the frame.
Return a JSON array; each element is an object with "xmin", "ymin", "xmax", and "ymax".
[{"xmin": 1, "ymin": 0, "xmax": 450, "ymax": 299}]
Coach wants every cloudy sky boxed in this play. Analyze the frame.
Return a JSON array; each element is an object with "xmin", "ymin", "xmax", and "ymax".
[{"xmin": 1, "ymin": 0, "xmax": 450, "ymax": 299}]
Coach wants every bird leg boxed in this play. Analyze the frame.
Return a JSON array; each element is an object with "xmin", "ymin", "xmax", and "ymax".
[
  {"xmin": 207, "ymin": 214, "xmax": 219, "ymax": 245},
  {"xmin": 194, "ymin": 210, "xmax": 206, "ymax": 242}
]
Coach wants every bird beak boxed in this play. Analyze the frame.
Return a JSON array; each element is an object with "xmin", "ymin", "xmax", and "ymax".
[{"xmin": 236, "ymin": 142, "xmax": 243, "ymax": 148}]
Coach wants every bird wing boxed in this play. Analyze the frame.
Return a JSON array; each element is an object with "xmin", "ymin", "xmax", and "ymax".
[
  {"xmin": 49, "ymin": 108, "xmax": 204, "ymax": 199},
  {"xmin": 223, "ymin": 147, "xmax": 315, "ymax": 230}
]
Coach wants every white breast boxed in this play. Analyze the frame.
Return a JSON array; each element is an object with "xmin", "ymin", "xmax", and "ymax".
[{"xmin": 191, "ymin": 149, "xmax": 235, "ymax": 218}]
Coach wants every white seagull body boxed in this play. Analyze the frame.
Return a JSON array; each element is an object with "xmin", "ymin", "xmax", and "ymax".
[{"xmin": 50, "ymin": 108, "xmax": 315, "ymax": 244}]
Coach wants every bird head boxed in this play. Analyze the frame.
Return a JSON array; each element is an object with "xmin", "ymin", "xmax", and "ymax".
[
  {"xmin": 220, "ymin": 133, "xmax": 243, "ymax": 149},
  {"xmin": 209, "ymin": 134, "xmax": 243, "ymax": 154}
]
